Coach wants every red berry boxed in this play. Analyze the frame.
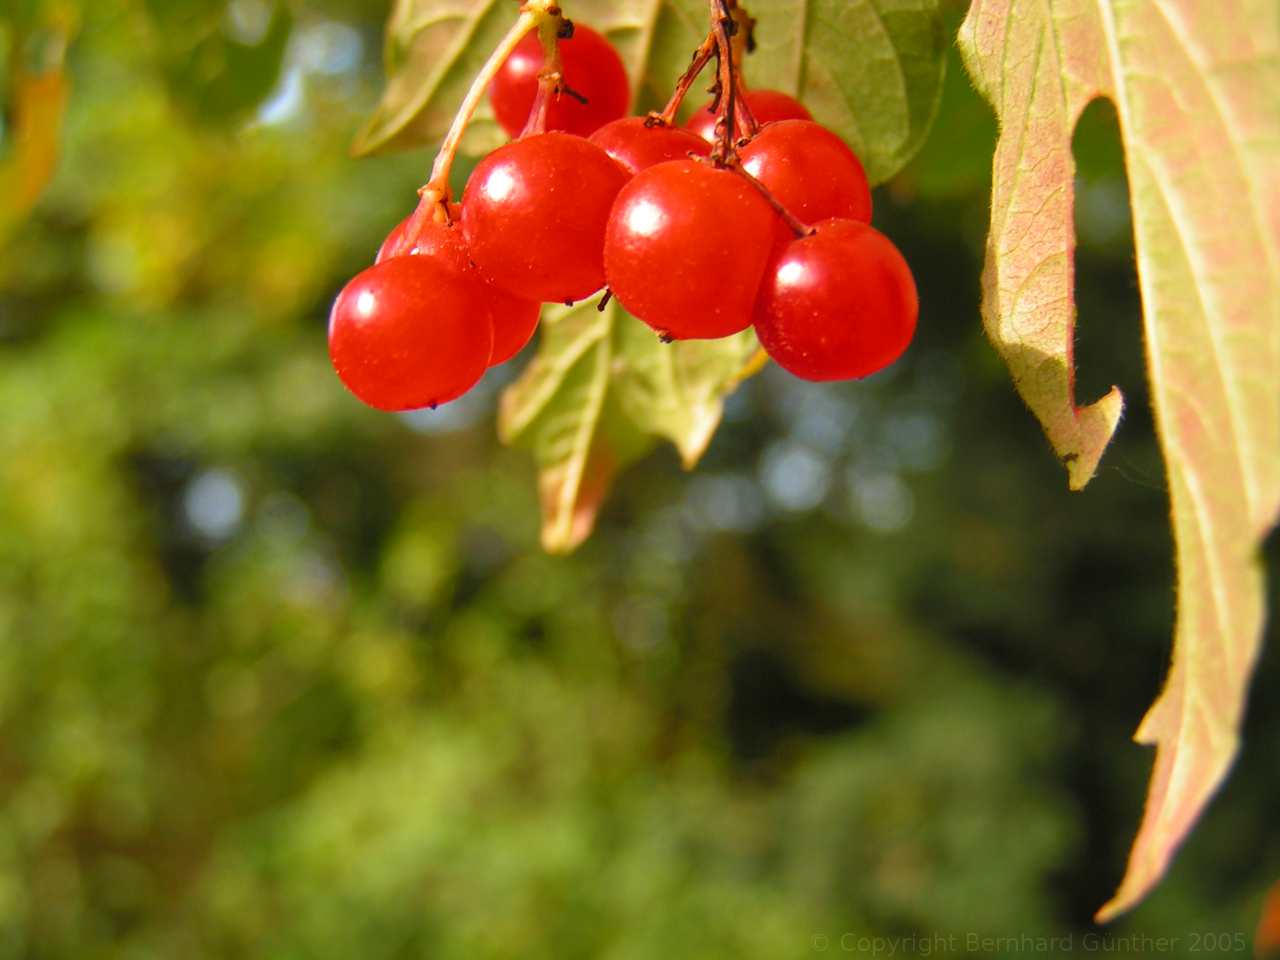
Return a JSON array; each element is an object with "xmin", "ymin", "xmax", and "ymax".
[
  {"xmin": 753, "ymin": 218, "xmax": 917, "ymax": 381},
  {"xmin": 462, "ymin": 132, "xmax": 629, "ymax": 304},
  {"xmin": 489, "ymin": 25, "xmax": 630, "ymax": 138},
  {"xmin": 604, "ymin": 158, "xmax": 775, "ymax": 340},
  {"xmin": 375, "ymin": 204, "xmax": 463, "ymax": 263},
  {"xmin": 685, "ymin": 89, "xmax": 812, "ymax": 142},
  {"xmin": 739, "ymin": 120, "xmax": 871, "ymax": 236},
  {"xmin": 588, "ymin": 116, "xmax": 710, "ymax": 174},
  {"xmin": 328, "ymin": 256, "xmax": 493, "ymax": 411},
  {"xmin": 377, "ymin": 216, "xmax": 415, "ymax": 263},
  {"xmin": 376, "ymin": 208, "xmax": 540, "ymax": 365},
  {"xmin": 487, "ymin": 298, "xmax": 541, "ymax": 365}
]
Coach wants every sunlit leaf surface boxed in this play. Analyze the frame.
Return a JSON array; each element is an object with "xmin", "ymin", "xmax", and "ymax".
[
  {"xmin": 499, "ymin": 299, "xmax": 756, "ymax": 552},
  {"xmin": 959, "ymin": 0, "xmax": 1280, "ymax": 921}
]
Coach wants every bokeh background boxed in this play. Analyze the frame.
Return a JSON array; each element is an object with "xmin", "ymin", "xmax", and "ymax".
[{"xmin": 1, "ymin": 0, "xmax": 1277, "ymax": 956}]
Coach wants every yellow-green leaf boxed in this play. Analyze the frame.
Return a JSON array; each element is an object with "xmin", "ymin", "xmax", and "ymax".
[
  {"xmin": 499, "ymin": 300, "xmax": 756, "ymax": 553},
  {"xmin": 959, "ymin": 0, "xmax": 1280, "ymax": 921}
]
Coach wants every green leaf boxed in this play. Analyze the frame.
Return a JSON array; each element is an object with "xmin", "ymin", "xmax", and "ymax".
[
  {"xmin": 746, "ymin": 0, "xmax": 946, "ymax": 183},
  {"xmin": 356, "ymin": 0, "xmax": 945, "ymax": 184},
  {"xmin": 959, "ymin": 0, "xmax": 1280, "ymax": 921},
  {"xmin": 499, "ymin": 300, "xmax": 757, "ymax": 553}
]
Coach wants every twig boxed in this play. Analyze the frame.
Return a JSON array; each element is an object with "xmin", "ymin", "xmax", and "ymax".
[{"xmin": 658, "ymin": 35, "xmax": 716, "ymax": 124}]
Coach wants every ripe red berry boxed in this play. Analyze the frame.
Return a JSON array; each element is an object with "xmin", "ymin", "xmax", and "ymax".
[
  {"xmin": 376, "ymin": 208, "xmax": 540, "ymax": 365},
  {"xmin": 739, "ymin": 120, "xmax": 871, "ymax": 235},
  {"xmin": 462, "ymin": 132, "xmax": 629, "ymax": 304},
  {"xmin": 328, "ymin": 255, "xmax": 493, "ymax": 411},
  {"xmin": 753, "ymin": 218, "xmax": 917, "ymax": 381},
  {"xmin": 489, "ymin": 24, "xmax": 630, "ymax": 138},
  {"xmin": 604, "ymin": 158, "xmax": 775, "ymax": 340},
  {"xmin": 588, "ymin": 116, "xmax": 710, "ymax": 174},
  {"xmin": 487, "ymin": 298, "xmax": 541, "ymax": 366},
  {"xmin": 685, "ymin": 88, "xmax": 812, "ymax": 142},
  {"xmin": 375, "ymin": 203, "xmax": 463, "ymax": 263}
]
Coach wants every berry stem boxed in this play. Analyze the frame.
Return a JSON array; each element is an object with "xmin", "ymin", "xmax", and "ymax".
[
  {"xmin": 387, "ymin": 0, "xmax": 561, "ymax": 259},
  {"xmin": 424, "ymin": 2, "xmax": 559, "ymax": 195},
  {"xmin": 708, "ymin": 0, "xmax": 740, "ymax": 165},
  {"xmin": 519, "ymin": 12, "xmax": 571, "ymax": 138},
  {"xmin": 721, "ymin": 0, "xmax": 759, "ymax": 140},
  {"xmin": 705, "ymin": 0, "xmax": 763, "ymax": 158},
  {"xmin": 658, "ymin": 0, "xmax": 757, "ymax": 140},
  {"xmin": 732, "ymin": 75, "xmax": 759, "ymax": 139},
  {"xmin": 733, "ymin": 162, "xmax": 812, "ymax": 237},
  {"xmin": 658, "ymin": 35, "xmax": 716, "ymax": 125}
]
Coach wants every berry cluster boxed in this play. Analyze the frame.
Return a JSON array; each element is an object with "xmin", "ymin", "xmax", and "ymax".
[{"xmin": 329, "ymin": 6, "xmax": 917, "ymax": 412}]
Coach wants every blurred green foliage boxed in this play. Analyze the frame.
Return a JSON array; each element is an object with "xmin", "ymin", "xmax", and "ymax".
[{"xmin": 0, "ymin": 1, "xmax": 1277, "ymax": 957}]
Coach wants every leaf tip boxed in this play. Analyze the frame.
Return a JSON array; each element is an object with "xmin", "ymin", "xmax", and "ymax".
[
  {"xmin": 1094, "ymin": 690, "xmax": 1245, "ymax": 923},
  {"xmin": 536, "ymin": 442, "xmax": 620, "ymax": 555},
  {"xmin": 672, "ymin": 405, "xmax": 722, "ymax": 470},
  {"xmin": 538, "ymin": 492, "xmax": 599, "ymax": 554},
  {"xmin": 1092, "ymin": 896, "xmax": 1124, "ymax": 925},
  {"xmin": 540, "ymin": 525, "xmax": 587, "ymax": 555},
  {"xmin": 1093, "ymin": 839, "xmax": 1172, "ymax": 924},
  {"xmin": 1065, "ymin": 385, "xmax": 1124, "ymax": 490}
]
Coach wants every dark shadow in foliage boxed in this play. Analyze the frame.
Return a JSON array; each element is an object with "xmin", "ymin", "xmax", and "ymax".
[{"xmin": 727, "ymin": 646, "xmax": 871, "ymax": 764}]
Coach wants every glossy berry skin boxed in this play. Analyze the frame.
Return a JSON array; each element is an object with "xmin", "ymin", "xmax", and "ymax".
[
  {"xmin": 328, "ymin": 255, "xmax": 493, "ymax": 410},
  {"xmin": 685, "ymin": 89, "xmax": 812, "ymax": 142},
  {"xmin": 376, "ymin": 209, "xmax": 540, "ymax": 365},
  {"xmin": 588, "ymin": 116, "xmax": 710, "ymax": 174},
  {"xmin": 739, "ymin": 120, "xmax": 872, "ymax": 237},
  {"xmin": 753, "ymin": 218, "xmax": 917, "ymax": 381},
  {"xmin": 489, "ymin": 25, "xmax": 630, "ymax": 138},
  {"xmin": 376, "ymin": 202, "xmax": 459, "ymax": 262},
  {"xmin": 604, "ymin": 159, "xmax": 775, "ymax": 340},
  {"xmin": 463, "ymin": 132, "xmax": 629, "ymax": 304}
]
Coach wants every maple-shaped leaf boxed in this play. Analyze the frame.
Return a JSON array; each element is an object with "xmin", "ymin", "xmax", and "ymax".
[
  {"xmin": 499, "ymin": 299, "xmax": 757, "ymax": 553},
  {"xmin": 959, "ymin": 0, "xmax": 1280, "ymax": 921}
]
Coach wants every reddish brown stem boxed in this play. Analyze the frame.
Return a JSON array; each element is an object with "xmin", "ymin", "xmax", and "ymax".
[
  {"xmin": 726, "ymin": 1, "xmax": 758, "ymax": 138},
  {"xmin": 658, "ymin": 35, "xmax": 716, "ymax": 124},
  {"xmin": 733, "ymin": 161, "xmax": 812, "ymax": 238},
  {"xmin": 708, "ymin": 0, "xmax": 740, "ymax": 165},
  {"xmin": 734, "ymin": 84, "xmax": 759, "ymax": 139}
]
